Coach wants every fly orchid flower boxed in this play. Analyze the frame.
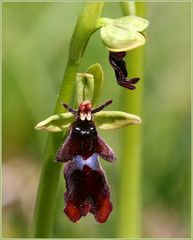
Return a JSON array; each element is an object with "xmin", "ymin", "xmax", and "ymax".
[
  {"xmin": 56, "ymin": 100, "xmax": 115, "ymax": 223},
  {"xmin": 99, "ymin": 16, "xmax": 149, "ymax": 89},
  {"xmin": 35, "ymin": 67, "xmax": 142, "ymax": 223}
]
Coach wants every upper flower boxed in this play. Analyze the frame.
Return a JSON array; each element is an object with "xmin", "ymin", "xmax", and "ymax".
[{"xmin": 97, "ymin": 16, "xmax": 149, "ymax": 90}]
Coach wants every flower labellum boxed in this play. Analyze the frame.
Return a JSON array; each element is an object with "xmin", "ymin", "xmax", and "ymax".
[
  {"xmin": 109, "ymin": 51, "xmax": 140, "ymax": 90},
  {"xmin": 56, "ymin": 100, "xmax": 116, "ymax": 223}
]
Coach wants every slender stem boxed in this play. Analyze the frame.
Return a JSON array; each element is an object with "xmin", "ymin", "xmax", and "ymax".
[
  {"xmin": 121, "ymin": 1, "xmax": 136, "ymax": 15},
  {"xmin": 32, "ymin": 2, "xmax": 104, "ymax": 237},
  {"xmin": 118, "ymin": 2, "xmax": 146, "ymax": 238}
]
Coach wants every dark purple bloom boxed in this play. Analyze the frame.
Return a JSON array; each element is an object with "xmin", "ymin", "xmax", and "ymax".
[
  {"xmin": 109, "ymin": 51, "xmax": 140, "ymax": 90},
  {"xmin": 56, "ymin": 100, "xmax": 116, "ymax": 223}
]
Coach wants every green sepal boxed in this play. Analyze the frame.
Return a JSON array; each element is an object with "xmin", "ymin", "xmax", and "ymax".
[
  {"xmin": 99, "ymin": 16, "xmax": 149, "ymax": 52},
  {"xmin": 86, "ymin": 63, "xmax": 104, "ymax": 106},
  {"xmin": 110, "ymin": 16, "xmax": 149, "ymax": 32},
  {"xmin": 35, "ymin": 110, "xmax": 141, "ymax": 132},
  {"xmin": 94, "ymin": 110, "xmax": 142, "ymax": 130},
  {"xmin": 76, "ymin": 73, "xmax": 94, "ymax": 106},
  {"xmin": 100, "ymin": 25, "xmax": 145, "ymax": 52},
  {"xmin": 35, "ymin": 112, "xmax": 74, "ymax": 132}
]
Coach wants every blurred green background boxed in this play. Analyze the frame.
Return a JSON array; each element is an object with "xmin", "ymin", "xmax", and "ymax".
[{"xmin": 2, "ymin": 2, "xmax": 191, "ymax": 238}]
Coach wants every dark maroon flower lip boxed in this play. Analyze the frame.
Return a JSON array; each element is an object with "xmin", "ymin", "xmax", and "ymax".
[
  {"xmin": 64, "ymin": 155, "xmax": 113, "ymax": 223},
  {"xmin": 56, "ymin": 100, "xmax": 116, "ymax": 223},
  {"xmin": 109, "ymin": 51, "xmax": 140, "ymax": 90}
]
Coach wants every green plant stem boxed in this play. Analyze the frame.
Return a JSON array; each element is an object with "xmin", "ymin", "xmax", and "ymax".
[
  {"xmin": 33, "ymin": 2, "xmax": 104, "ymax": 237},
  {"xmin": 118, "ymin": 2, "xmax": 146, "ymax": 238}
]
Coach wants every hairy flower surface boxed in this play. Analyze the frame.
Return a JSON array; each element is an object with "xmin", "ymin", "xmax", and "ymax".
[
  {"xmin": 56, "ymin": 100, "xmax": 116, "ymax": 223},
  {"xmin": 64, "ymin": 156, "xmax": 112, "ymax": 223}
]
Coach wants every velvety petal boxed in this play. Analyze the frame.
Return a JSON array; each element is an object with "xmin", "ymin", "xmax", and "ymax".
[
  {"xmin": 56, "ymin": 134, "xmax": 73, "ymax": 162},
  {"xmin": 64, "ymin": 158, "xmax": 113, "ymax": 223}
]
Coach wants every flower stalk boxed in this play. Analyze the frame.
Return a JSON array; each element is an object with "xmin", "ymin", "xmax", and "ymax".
[
  {"xmin": 33, "ymin": 2, "xmax": 104, "ymax": 237},
  {"xmin": 118, "ymin": 2, "xmax": 147, "ymax": 237}
]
